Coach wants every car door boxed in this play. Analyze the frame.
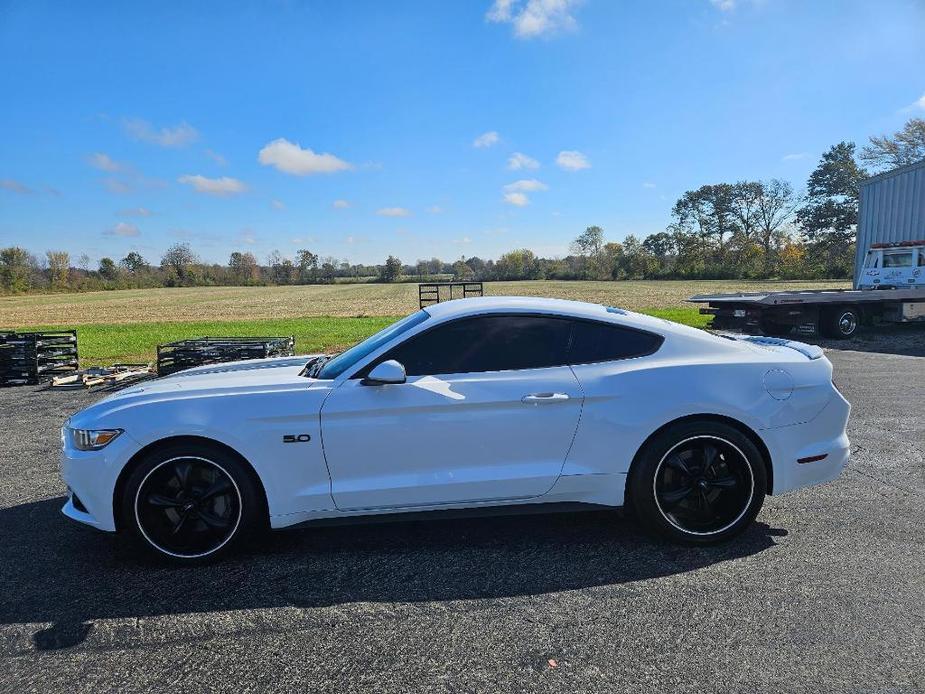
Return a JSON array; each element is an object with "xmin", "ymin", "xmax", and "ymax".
[{"xmin": 319, "ymin": 314, "xmax": 583, "ymax": 511}]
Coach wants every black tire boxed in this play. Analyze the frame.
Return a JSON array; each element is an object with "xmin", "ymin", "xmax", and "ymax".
[
  {"xmin": 628, "ymin": 420, "xmax": 767, "ymax": 545},
  {"xmin": 820, "ymin": 306, "xmax": 860, "ymax": 340},
  {"xmin": 120, "ymin": 442, "xmax": 263, "ymax": 563}
]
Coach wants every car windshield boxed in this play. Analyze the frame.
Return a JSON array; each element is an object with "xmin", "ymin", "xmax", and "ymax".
[{"xmin": 314, "ymin": 310, "xmax": 430, "ymax": 380}]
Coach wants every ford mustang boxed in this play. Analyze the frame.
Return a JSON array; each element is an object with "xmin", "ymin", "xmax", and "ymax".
[{"xmin": 60, "ymin": 297, "xmax": 851, "ymax": 562}]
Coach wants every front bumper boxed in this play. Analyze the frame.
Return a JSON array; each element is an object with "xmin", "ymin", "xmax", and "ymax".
[
  {"xmin": 59, "ymin": 428, "xmax": 140, "ymax": 532},
  {"xmin": 762, "ymin": 390, "xmax": 851, "ymax": 495}
]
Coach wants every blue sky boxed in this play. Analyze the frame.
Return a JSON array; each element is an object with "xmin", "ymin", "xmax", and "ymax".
[{"xmin": 1, "ymin": 0, "xmax": 923, "ymax": 266}]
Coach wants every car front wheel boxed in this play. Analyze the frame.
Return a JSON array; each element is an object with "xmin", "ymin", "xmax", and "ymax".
[
  {"xmin": 121, "ymin": 443, "xmax": 263, "ymax": 563},
  {"xmin": 629, "ymin": 421, "xmax": 767, "ymax": 544}
]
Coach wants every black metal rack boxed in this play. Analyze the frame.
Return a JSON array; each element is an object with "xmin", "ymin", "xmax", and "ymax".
[
  {"xmin": 156, "ymin": 336, "xmax": 296, "ymax": 376},
  {"xmin": 0, "ymin": 330, "xmax": 79, "ymax": 386},
  {"xmin": 418, "ymin": 281, "xmax": 484, "ymax": 308}
]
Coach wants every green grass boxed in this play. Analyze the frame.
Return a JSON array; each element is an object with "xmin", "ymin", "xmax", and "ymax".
[
  {"xmin": 46, "ymin": 316, "xmax": 398, "ymax": 365},
  {"xmin": 41, "ymin": 307, "xmax": 708, "ymax": 365},
  {"xmin": 643, "ymin": 307, "xmax": 712, "ymax": 329}
]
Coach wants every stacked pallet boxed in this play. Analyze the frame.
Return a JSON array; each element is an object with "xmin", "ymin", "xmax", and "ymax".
[
  {"xmin": 156, "ymin": 336, "xmax": 295, "ymax": 375},
  {"xmin": 0, "ymin": 330, "xmax": 79, "ymax": 386}
]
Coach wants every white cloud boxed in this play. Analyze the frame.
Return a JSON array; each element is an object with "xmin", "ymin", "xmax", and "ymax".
[
  {"xmin": 103, "ymin": 178, "xmax": 132, "ymax": 194},
  {"xmin": 453, "ymin": 236, "xmax": 473, "ymax": 245},
  {"xmin": 0, "ymin": 178, "xmax": 33, "ymax": 194},
  {"xmin": 205, "ymin": 149, "xmax": 227, "ymax": 166},
  {"xmin": 123, "ymin": 119, "xmax": 198, "ymax": 147},
  {"xmin": 556, "ymin": 150, "xmax": 591, "ymax": 171},
  {"xmin": 902, "ymin": 92, "xmax": 925, "ymax": 112},
  {"xmin": 377, "ymin": 207, "xmax": 411, "ymax": 217},
  {"xmin": 782, "ymin": 152, "xmax": 809, "ymax": 161},
  {"xmin": 504, "ymin": 178, "xmax": 548, "ymax": 192},
  {"xmin": 642, "ymin": 181, "xmax": 656, "ymax": 189},
  {"xmin": 88, "ymin": 152, "xmax": 124, "ymax": 172},
  {"xmin": 486, "ymin": 0, "xmax": 516, "ymax": 21},
  {"xmin": 117, "ymin": 207, "xmax": 154, "ymax": 217},
  {"xmin": 502, "ymin": 178, "xmax": 548, "ymax": 206},
  {"xmin": 91, "ymin": 157, "xmax": 165, "ymax": 194},
  {"xmin": 473, "ymin": 131, "xmax": 500, "ymax": 148},
  {"xmin": 238, "ymin": 229, "xmax": 257, "ymax": 245},
  {"xmin": 333, "ymin": 199, "xmax": 351, "ymax": 209},
  {"xmin": 258, "ymin": 138, "xmax": 352, "ymax": 175},
  {"xmin": 104, "ymin": 222, "xmax": 140, "ymax": 237},
  {"xmin": 271, "ymin": 199, "xmax": 286, "ymax": 210},
  {"xmin": 177, "ymin": 174, "xmax": 247, "ymax": 196},
  {"xmin": 428, "ymin": 205, "xmax": 444, "ymax": 213},
  {"xmin": 486, "ymin": 0, "xmax": 582, "ymax": 39},
  {"xmin": 710, "ymin": 0, "xmax": 736, "ymax": 10},
  {"xmin": 507, "ymin": 152, "xmax": 540, "ymax": 170}
]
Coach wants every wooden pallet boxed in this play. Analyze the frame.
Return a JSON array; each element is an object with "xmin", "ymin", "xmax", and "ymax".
[{"xmin": 51, "ymin": 363, "xmax": 153, "ymax": 389}]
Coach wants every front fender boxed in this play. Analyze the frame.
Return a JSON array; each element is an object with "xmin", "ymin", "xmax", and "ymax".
[{"xmin": 69, "ymin": 384, "xmax": 336, "ymax": 519}]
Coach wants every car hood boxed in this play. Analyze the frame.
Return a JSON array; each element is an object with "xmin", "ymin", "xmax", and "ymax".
[
  {"xmin": 159, "ymin": 354, "xmax": 321, "ymax": 382},
  {"xmin": 67, "ymin": 355, "xmax": 325, "ymax": 428},
  {"xmin": 133, "ymin": 354, "xmax": 323, "ymax": 394}
]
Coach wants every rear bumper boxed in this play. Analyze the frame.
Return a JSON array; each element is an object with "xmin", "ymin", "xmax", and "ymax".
[{"xmin": 762, "ymin": 391, "xmax": 851, "ymax": 495}]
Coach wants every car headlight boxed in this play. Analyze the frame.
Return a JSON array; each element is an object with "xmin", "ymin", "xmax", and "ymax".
[{"xmin": 69, "ymin": 428, "xmax": 123, "ymax": 451}]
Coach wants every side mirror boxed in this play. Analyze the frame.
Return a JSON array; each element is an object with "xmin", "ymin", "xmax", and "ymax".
[{"xmin": 362, "ymin": 359, "xmax": 406, "ymax": 386}]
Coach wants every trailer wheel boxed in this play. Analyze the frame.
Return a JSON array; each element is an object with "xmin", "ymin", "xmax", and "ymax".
[{"xmin": 821, "ymin": 306, "xmax": 860, "ymax": 339}]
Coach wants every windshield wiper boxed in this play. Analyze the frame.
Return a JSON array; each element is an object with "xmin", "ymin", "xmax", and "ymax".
[{"xmin": 301, "ymin": 354, "xmax": 334, "ymax": 378}]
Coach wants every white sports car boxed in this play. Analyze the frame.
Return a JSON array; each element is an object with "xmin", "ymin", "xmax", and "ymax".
[{"xmin": 60, "ymin": 297, "xmax": 851, "ymax": 562}]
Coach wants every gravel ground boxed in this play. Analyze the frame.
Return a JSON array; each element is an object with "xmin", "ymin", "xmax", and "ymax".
[{"xmin": 0, "ymin": 336, "xmax": 923, "ymax": 693}]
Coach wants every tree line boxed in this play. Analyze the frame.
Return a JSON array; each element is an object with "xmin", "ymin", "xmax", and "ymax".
[{"xmin": 2, "ymin": 118, "xmax": 923, "ymax": 294}]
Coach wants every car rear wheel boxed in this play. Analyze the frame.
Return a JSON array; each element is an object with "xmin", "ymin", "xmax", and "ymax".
[
  {"xmin": 121, "ymin": 443, "xmax": 262, "ymax": 563},
  {"xmin": 629, "ymin": 421, "xmax": 767, "ymax": 544}
]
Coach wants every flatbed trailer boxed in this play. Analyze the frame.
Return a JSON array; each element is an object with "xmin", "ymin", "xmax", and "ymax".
[{"xmin": 688, "ymin": 287, "xmax": 925, "ymax": 339}]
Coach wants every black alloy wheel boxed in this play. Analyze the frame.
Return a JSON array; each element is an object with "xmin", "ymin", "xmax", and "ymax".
[
  {"xmin": 629, "ymin": 420, "xmax": 767, "ymax": 544},
  {"xmin": 134, "ymin": 456, "xmax": 242, "ymax": 559},
  {"xmin": 652, "ymin": 436, "xmax": 753, "ymax": 536},
  {"xmin": 122, "ymin": 447, "xmax": 254, "ymax": 563}
]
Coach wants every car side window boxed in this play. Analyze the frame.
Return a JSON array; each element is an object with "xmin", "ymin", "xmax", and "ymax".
[
  {"xmin": 568, "ymin": 320, "xmax": 663, "ymax": 364},
  {"xmin": 364, "ymin": 315, "xmax": 572, "ymax": 377}
]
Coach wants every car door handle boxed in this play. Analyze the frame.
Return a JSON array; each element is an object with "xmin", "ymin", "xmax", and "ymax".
[{"xmin": 521, "ymin": 392, "xmax": 570, "ymax": 404}]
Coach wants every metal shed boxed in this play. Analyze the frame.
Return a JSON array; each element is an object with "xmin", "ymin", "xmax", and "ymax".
[{"xmin": 855, "ymin": 158, "xmax": 925, "ymax": 286}]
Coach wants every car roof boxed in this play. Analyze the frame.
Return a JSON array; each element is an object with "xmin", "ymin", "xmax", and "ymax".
[
  {"xmin": 421, "ymin": 296, "xmax": 764, "ymax": 358},
  {"xmin": 422, "ymin": 296, "xmax": 677, "ymax": 334}
]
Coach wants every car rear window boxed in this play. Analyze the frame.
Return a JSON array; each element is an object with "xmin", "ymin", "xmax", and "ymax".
[{"xmin": 568, "ymin": 320, "xmax": 663, "ymax": 365}]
